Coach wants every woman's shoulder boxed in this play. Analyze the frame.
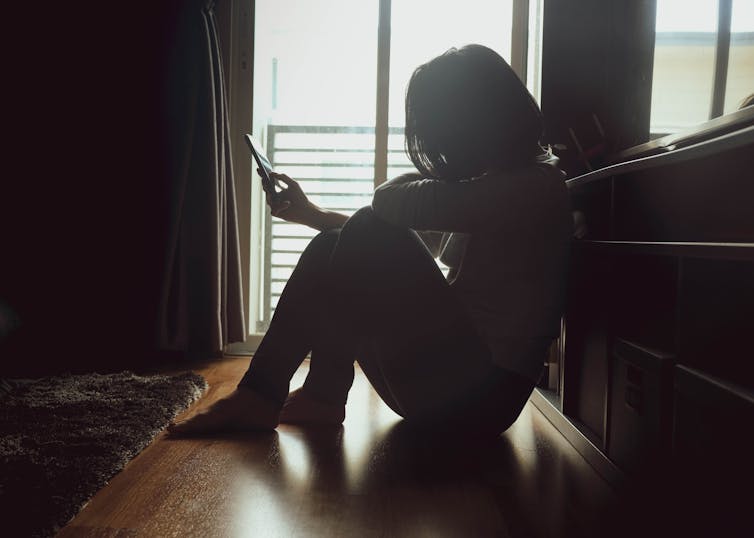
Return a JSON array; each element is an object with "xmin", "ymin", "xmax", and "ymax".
[
  {"xmin": 478, "ymin": 153, "xmax": 565, "ymax": 192},
  {"xmin": 474, "ymin": 156, "xmax": 569, "ymax": 222}
]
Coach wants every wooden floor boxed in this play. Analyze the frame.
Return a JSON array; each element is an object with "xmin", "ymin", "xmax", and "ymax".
[{"xmin": 59, "ymin": 357, "xmax": 619, "ymax": 538}]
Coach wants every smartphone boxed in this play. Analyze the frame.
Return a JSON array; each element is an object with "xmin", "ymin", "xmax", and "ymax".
[{"xmin": 244, "ymin": 134, "xmax": 279, "ymax": 198}]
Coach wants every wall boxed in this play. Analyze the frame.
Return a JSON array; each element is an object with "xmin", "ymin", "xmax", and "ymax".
[
  {"xmin": 540, "ymin": 0, "xmax": 656, "ymax": 175},
  {"xmin": 1, "ymin": 3, "xmax": 181, "ymax": 375}
]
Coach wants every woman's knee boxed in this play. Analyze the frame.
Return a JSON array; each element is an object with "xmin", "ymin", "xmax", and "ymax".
[
  {"xmin": 340, "ymin": 206, "xmax": 419, "ymax": 251},
  {"xmin": 341, "ymin": 206, "xmax": 387, "ymax": 235},
  {"xmin": 299, "ymin": 228, "xmax": 340, "ymax": 265},
  {"xmin": 308, "ymin": 228, "xmax": 340, "ymax": 250}
]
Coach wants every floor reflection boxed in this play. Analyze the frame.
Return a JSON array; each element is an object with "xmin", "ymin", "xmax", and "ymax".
[
  {"xmin": 230, "ymin": 399, "xmax": 616, "ymax": 538},
  {"xmin": 59, "ymin": 359, "xmax": 622, "ymax": 537}
]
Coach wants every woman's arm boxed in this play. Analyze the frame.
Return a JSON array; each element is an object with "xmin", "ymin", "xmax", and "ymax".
[
  {"xmin": 303, "ymin": 207, "xmax": 349, "ymax": 232},
  {"xmin": 267, "ymin": 173, "xmax": 348, "ymax": 231},
  {"xmin": 372, "ymin": 164, "xmax": 564, "ymax": 233}
]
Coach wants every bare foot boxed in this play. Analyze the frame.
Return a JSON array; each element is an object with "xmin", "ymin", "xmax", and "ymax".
[
  {"xmin": 279, "ymin": 387, "xmax": 345, "ymax": 425},
  {"xmin": 167, "ymin": 387, "xmax": 280, "ymax": 436}
]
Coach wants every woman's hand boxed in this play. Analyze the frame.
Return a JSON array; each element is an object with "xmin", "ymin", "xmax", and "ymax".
[
  {"xmin": 263, "ymin": 170, "xmax": 349, "ymax": 231},
  {"xmin": 266, "ymin": 172, "xmax": 317, "ymax": 225}
]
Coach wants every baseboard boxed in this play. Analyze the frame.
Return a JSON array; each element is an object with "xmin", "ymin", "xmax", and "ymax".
[
  {"xmin": 530, "ymin": 388, "xmax": 624, "ymax": 488},
  {"xmin": 224, "ymin": 333, "xmax": 264, "ymax": 356}
]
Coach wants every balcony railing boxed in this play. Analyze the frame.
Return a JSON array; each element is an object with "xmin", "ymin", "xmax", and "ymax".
[{"xmin": 260, "ymin": 124, "xmax": 415, "ymax": 327}]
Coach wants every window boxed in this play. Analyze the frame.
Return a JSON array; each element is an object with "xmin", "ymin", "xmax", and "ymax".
[
  {"xmin": 387, "ymin": 0, "xmax": 513, "ymax": 130},
  {"xmin": 724, "ymin": 0, "xmax": 754, "ymax": 114},
  {"xmin": 250, "ymin": 0, "xmax": 380, "ymax": 330},
  {"xmin": 250, "ymin": 0, "xmax": 541, "ymax": 331},
  {"xmin": 651, "ymin": 0, "xmax": 754, "ymax": 133}
]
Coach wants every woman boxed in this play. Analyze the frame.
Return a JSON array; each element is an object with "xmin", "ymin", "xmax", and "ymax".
[{"xmin": 169, "ymin": 44, "xmax": 572, "ymax": 438}]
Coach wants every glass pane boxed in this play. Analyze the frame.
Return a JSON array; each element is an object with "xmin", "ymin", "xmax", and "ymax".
[
  {"xmin": 388, "ymin": 0, "xmax": 513, "ymax": 129},
  {"xmin": 253, "ymin": 0, "xmax": 378, "ymax": 129},
  {"xmin": 526, "ymin": 0, "xmax": 544, "ymax": 103},
  {"xmin": 724, "ymin": 0, "xmax": 754, "ymax": 113},
  {"xmin": 651, "ymin": 0, "xmax": 718, "ymax": 132},
  {"xmin": 253, "ymin": 0, "xmax": 379, "ymax": 325}
]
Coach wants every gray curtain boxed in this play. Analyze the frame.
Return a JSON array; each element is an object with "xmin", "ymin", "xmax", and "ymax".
[{"xmin": 158, "ymin": 0, "xmax": 246, "ymax": 355}]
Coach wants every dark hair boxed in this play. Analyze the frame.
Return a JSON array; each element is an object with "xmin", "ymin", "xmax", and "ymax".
[{"xmin": 405, "ymin": 44, "xmax": 545, "ymax": 180}]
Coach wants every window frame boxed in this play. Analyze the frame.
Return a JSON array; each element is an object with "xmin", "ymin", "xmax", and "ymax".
[
  {"xmin": 650, "ymin": 0, "xmax": 737, "ymax": 136},
  {"xmin": 226, "ymin": 0, "xmax": 537, "ymax": 353}
]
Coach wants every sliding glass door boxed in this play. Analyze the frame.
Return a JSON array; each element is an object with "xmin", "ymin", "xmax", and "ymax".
[
  {"xmin": 252, "ymin": 0, "xmax": 526, "ymax": 329},
  {"xmin": 252, "ymin": 0, "xmax": 379, "ymax": 327}
]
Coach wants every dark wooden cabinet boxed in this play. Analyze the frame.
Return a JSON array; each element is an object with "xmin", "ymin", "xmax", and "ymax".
[
  {"xmin": 531, "ymin": 110, "xmax": 754, "ymax": 491},
  {"xmin": 608, "ymin": 339, "xmax": 674, "ymax": 472}
]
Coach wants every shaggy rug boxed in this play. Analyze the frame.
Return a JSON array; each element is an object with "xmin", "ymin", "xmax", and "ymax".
[{"xmin": 0, "ymin": 370, "xmax": 207, "ymax": 537}]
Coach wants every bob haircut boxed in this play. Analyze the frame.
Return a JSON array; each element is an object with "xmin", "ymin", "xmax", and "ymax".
[{"xmin": 405, "ymin": 44, "xmax": 545, "ymax": 180}]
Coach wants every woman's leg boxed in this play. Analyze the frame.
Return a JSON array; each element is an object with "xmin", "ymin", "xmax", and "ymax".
[
  {"xmin": 169, "ymin": 229, "xmax": 354, "ymax": 434},
  {"xmin": 171, "ymin": 206, "xmax": 532, "ymax": 435},
  {"xmin": 326, "ymin": 207, "xmax": 506, "ymax": 424},
  {"xmin": 238, "ymin": 229, "xmax": 355, "ymax": 406}
]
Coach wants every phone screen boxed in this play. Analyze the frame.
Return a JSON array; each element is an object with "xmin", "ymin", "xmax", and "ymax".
[{"xmin": 243, "ymin": 134, "xmax": 278, "ymax": 197}]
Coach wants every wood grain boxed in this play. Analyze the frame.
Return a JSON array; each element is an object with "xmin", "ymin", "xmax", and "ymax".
[{"xmin": 58, "ymin": 357, "xmax": 617, "ymax": 537}]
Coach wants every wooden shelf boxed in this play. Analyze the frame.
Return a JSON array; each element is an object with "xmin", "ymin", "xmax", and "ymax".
[
  {"xmin": 574, "ymin": 240, "xmax": 754, "ymax": 261},
  {"xmin": 566, "ymin": 124, "xmax": 754, "ymax": 190},
  {"xmin": 531, "ymin": 389, "xmax": 624, "ymax": 487}
]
